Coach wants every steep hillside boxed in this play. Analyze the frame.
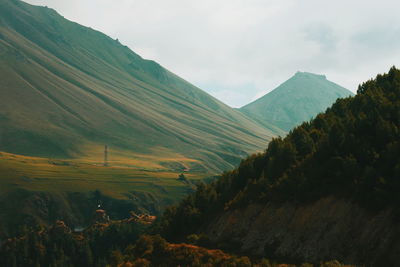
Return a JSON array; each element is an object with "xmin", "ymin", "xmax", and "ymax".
[
  {"xmin": 205, "ymin": 197, "xmax": 398, "ymax": 265},
  {"xmin": 157, "ymin": 68, "xmax": 400, "ymax": 266},
  {"xmin": 0, "ymin": 0, "xmax": 281, "ymax": 172},
  {"xmin": 241, "ymin": 72, "xmax": 353, "ymax": 131}
]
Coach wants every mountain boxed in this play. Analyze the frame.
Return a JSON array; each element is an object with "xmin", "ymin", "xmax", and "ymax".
[
  {"xmin": 157, "ymin": 68, "xmax": 400, "ymax": 266},
  {"xmin": 0, "ymin": 0, "xmax": 282, "ymax": 173},
  {"xmin": 241, "ymin": 71, "xmax": 354, "ymax": 132}
]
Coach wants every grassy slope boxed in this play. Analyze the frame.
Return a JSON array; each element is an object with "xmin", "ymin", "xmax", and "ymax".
[
  {"xmin": 0, "ymin": 0, "xmax": 282, "ymax": 173},
  {"xmin": 0, "ymin": 151, "xmax": 206, "ymax": 201},
  {"xmin": 241, "ymin": 72, "xmax": 354, "ymax": 132}
]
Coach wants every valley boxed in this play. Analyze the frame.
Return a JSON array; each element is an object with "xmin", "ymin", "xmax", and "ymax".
[{"xmin": 0, "ymin": 0, "xmax": 397, "ymax": 266}]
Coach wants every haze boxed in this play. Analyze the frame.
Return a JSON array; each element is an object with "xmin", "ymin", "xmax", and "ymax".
[{"xmin": 24, "ymin": 0, "xmax": 400, "ymax": 107}]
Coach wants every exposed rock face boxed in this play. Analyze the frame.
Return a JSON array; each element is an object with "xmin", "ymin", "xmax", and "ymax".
[{"xmin": 205, "ymin": 197, "xmax": 400, "ymax": 266}]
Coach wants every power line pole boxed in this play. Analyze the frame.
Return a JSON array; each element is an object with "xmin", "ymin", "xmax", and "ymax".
[{"xmin": 104, "ymin": 145, "xmax": 108, "ymax": 167}]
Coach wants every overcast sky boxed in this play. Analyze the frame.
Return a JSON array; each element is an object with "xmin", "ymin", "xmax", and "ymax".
[{"xmin": 25, "ymin": 0, "xmax": 400, "ymax": 107}]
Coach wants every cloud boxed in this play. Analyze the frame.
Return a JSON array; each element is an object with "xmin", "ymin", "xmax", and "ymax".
[{"xmin": 25, "ymin": 0, "xmax": 400, "ymax": 107}]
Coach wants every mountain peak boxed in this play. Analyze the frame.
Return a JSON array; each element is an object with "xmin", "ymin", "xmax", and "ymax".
[
  {"xmin": 294, "ymin": 71, "xmax": 327, "ymax": 80},
  {"xmin": 241, "ymin": 73, "xmax": 353, "ymax": 131}
]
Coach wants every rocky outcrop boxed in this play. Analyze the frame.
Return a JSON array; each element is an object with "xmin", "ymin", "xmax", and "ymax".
[{"xmin": 205, "ymin": 197, "xmax": 400, "ymax": 266}]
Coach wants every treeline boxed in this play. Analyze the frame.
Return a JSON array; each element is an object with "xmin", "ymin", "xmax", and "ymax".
[
  {"xmin": 0, "ymin": 220, "xmax": 145, "ymax": 267},
  {"xmin": 156, "ymin": 67, "xmax": 400, "ymax": 240},
  {"xmin": 0, "ymin": 221, "xmax": 357, "ymax": 267}
]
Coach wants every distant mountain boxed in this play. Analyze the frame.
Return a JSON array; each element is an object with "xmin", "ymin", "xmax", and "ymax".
[
  {"xmin": 241, "ymin": 71, "xmax": 354, "ymax": 131},
  {"xmin": 0, "ymin": 0, "xmax": 282, "ymax": 172}
]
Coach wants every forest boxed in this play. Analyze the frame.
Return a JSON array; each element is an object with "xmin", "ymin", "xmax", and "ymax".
[
  {"xmin": 0, "ymin": 219, "xmax": 356, "ymax": 267},
  {"xmin": 157, "ymin": 67, "xmax": 400, "ymax": 241}
]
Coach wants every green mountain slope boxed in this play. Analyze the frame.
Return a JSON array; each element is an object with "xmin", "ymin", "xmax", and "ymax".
[
  {"xmin": 0, "ymin": 0, "xmax": 281, "ymax": 172},
  {"xmin": 158, "ymin": 68, "xmax": 400, "ymax": 266},
  {"xmin": 241, "ymin": 71, "xmax": 354, "ymax": 131}
]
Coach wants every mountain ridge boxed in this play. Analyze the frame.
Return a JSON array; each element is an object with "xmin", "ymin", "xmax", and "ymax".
[{"xmin": 0, "ymin": 0, "xmax": 283, "ymax": 172}]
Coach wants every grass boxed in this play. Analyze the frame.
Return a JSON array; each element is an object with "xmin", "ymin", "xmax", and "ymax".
[
  {"xmin": 0, "ymin": 151, "xmax": 209, "ymax": 201},
  {"xmin": 0, "ymin": 151, "xmax": 212, "ymax": 236},
  {"xmin": 73, "ymin": 144, "xmax": 201, "ymax": 171}
]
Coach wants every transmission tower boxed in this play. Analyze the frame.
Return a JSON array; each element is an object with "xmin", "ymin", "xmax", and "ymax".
[{"xmin": 104, "ymin": 145, "xmax": 108, "ymax": 167}]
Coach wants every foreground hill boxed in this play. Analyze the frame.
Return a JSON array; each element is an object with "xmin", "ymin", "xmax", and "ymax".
[
  {"xmin": 158, "ymin": 68, "xmax": 400, "ymax": 266},
  {"xmin": 241, "ymin": 72, "xmax": 353, "ymax": 131},
  {"xmin": 0, "ymin": 0, "xmax": 280, "ymax": 172}
]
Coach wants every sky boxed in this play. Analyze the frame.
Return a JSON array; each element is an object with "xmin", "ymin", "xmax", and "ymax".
[{"xmin": 25, "ymin": 0, "xmax": 400, "ymax": 107}]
